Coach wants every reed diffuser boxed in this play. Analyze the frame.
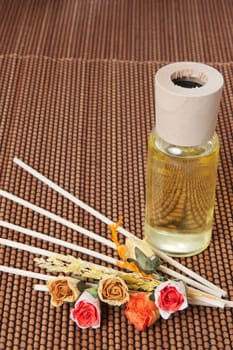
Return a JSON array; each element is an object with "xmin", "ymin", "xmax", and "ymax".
[{"xmin": 145, "ymin": 62, "xmax": 224, "ymax": 257}]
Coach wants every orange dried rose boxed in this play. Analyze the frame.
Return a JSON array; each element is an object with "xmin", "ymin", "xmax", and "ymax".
[
  {"xmin": 47, "ymin": 277, "xmax": 81, "ymax": 307},
  {"xmin": 98, "ymin": 275, "xmax": 129, "ymax": 306},
  {"xmin": 125, "ymin": 292, "xmax": 160, "ymax": 331}
]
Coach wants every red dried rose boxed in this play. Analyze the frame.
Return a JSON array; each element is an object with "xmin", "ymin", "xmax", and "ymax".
[
  {"xmin": 71, "ymin": 291, "xmax": 101, "ymax": 329},
  {"xmin": 158, "ymin": 286, "xmax": 184, "ymax": 311},
  {"xmin": 154, "ymin": 281, "xmax": 188, "ymax": 319}
]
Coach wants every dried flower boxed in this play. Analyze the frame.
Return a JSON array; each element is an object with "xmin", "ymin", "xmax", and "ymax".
[
  {"xmin": 71, "ymin": 290, "xmax": 101, "ymax": 329},
  {"xmin": 36, "ymin": 256, "xmax": 161, "ymax": 292},
  {"xmin": 154, "ymin": 280, "xmax": 188, "ymax": 319},
  {"xmin": 47, "ymin": 277, "xmax": 81, "ymax": 307},
  {"xmin": 125, "ymin": 237, "xmax": 154, "ymax": 260},
  {"xmin": 125, "ymin": 292, "xmax": 160, "ymax": 331},
  {"xmin": 98, "ymin": 275, "xmax": 129, "ymax": 306}
]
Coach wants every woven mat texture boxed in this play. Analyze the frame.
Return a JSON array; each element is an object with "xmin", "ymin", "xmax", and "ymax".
[
  {"xmin": 0, "ymin": 1, "xmax": 233, "ymax": 350},
  {"xmin": 0, "ymin": 0, "xmax": 232, "ymax": 61},
  {"xmin": 0, "ymin": 55, "xmax": 232, "ymax": 350}
]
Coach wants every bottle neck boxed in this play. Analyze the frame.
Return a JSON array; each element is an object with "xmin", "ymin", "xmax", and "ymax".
[{"xmin": 152, "ymin": 131, "xmax": 219, "ymax": 158}]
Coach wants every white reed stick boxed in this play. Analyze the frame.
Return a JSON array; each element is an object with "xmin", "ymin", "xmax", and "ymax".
[
  {"xmin": 0, "ymin": 238, "xmax": 117, "ymax": 275},
  {"xmin": 34, "ymin": 284, "xmax": 49, "ymax": 291},
  {"xmin": 1, "ymin": 237, "xmax": 231, "ymax": 308},
  {"xmin": 1, "ymin": 240, "xmax": 231, "ymax": 309},
  {"xmin": 0, "ymin": 221, "xmax": 116, "ymax": 265},
  {"xmin": 34, "ymin": 281, "xmax": 96, "ymax": 292},
  {"xmin": 0, "ymin": 236, "xmax": 118, "ymax": 274},
  {"xmin": 34, "ymin": 283, "xmax": 233, "ymax": 308},
  {"xmin": 223, "ymin": 300, "xmax": 233, "ymax": 308},
  {"xmin": 188, "ymin": 288, "xmax": 224, "ymax": 308},
  {"xmin": 188, "ymin": 288, "xmax": 233, "ymax": 308},
  {"xmin": 158, "ymin": 265, "xmax": 222, "ymax": 297},
  {"xmin": 153, "ymin": 247, "xmax": 227, "ymax": 297},
  {"xmin": 13, "ymin": 158, "xmax": 227, "ymax": 297},
  {"xmin": 13, "ymin": 158, "xmax": 132, "ymax": 238},
  {"xmin": 0, "ymin": 189, "xmax": 115, "ymax": 249},
  {"xmin": 188, "ymin": 298, "xmax": 224, "ymax": 308},
  {"xmin": 0, "ymin": 265, "xmax": 52, "ymax": 281},
  {"xmin": 0, "ymin": 238, "xmax": 55, "ymax": 257},
  {"xmin": 0, "ymin": 221, "xmax": 223, "ymax": 298},
  {"xmin": 34, "ymin": 283, "xmax": 221, "ymax": 307}
]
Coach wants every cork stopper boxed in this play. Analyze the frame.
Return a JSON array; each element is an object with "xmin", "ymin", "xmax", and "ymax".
[{"xmin": 155, "ymin": 62, "xmax": 224, "ymax": 146}]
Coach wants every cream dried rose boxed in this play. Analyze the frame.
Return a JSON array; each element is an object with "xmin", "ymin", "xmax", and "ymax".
[
  {"xmin": 125, "ymin": 237, "xmax": 154, "ymax": 260},
  {"xmin": 98, "ymin": 275, "xmax": 129, "ymax": 306},
  {"xmin": 47, "ymin": 277, "xmax": 81, "ymax": 307}
]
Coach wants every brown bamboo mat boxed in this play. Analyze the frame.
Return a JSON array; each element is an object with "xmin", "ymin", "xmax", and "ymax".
[
  {"xmin": 0, "ymin": 0, "xmax": 233, "ymax": 349},
  {"xmin": 0, "ymin": 55, "xmax": 232, "ymax": 350},
  {"xmin": 0, "ymin": 0, "xmax": 232, "ymax": 62}
]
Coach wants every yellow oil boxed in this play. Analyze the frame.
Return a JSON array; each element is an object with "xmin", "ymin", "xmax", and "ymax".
[{"xmin": 145, "ymin": 131, "xmax": 219, "ymax": 257}]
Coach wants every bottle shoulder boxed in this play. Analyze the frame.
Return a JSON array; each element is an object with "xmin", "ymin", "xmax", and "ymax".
[{"xmin": 149, "ymin": 131, "xmax": 219, "ymax": 158}]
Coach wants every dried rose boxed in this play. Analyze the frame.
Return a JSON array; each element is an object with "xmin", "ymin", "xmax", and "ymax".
[
  {"xmin": 154, "ymin": 280, "xmax": 188, "ymax": 319},
  {"xmin": 71, "ymin": 290, "xmax": 101, "ymax": 329},
  {"xmin": 125, "ymin": 237, "xmax": 154, "ymax": 260},
  {"xmin": 125, "ymin": 292, "xmax": 160, "ymax": 331},
  {"xmin": 47, "ymin": 277, "xmax": 80, "ymax": 307},
  {"xmin": 98, "ymin": 275, "xmax": 129, "ymax": 306}
]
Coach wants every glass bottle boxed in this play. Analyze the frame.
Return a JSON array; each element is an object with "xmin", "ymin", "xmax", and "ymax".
[{"xmin": 145, "ymin": 62, "xmax": 224, "ymax": 257}]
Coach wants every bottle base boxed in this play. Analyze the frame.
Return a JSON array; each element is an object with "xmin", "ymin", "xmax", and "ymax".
[{"xmin": 144, "ymin": 223, "xmax": 212, "ymax": 257}]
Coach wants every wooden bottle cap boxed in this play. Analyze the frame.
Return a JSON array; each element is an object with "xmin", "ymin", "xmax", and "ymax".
[{"xmin": 155, "ymin": 62, "xmax": 224, "ymax": 146}]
